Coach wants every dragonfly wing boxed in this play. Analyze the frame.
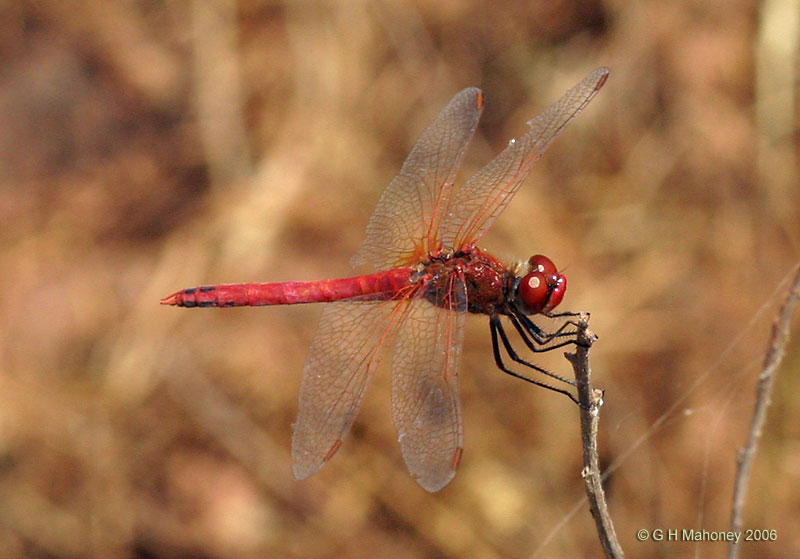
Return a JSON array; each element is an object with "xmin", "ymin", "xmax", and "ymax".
[
  {"xmin": 391, "ymin": 295, "xmax": 466, "ymax": 492},
  {"xmin": 292, "ymin": 299, "xmax": 402, "ymax": 480},
  {"xmin": 442, "ymin": 67, "xmax": 609, "ymax": 248},
  {"xmin": 352, "ymin": 87, "xmax": 484, "ymax": 270}
]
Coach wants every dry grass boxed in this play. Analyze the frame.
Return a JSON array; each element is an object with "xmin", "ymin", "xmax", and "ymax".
[{"xmin": 1, "ymin": 1, "xmax": 798, "ymax": 557}]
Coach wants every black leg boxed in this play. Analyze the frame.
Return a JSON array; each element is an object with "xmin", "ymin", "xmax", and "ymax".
[
  {"xmin": 490, "ymin": 316, "xmax": 579, "ymax": 405},
  {"xmin": 508, "ymin": 313, "xmax": 579, "ymax": 352},
  {"xmin": 546, "ymin": 310, "xmax": 585, "ymax": 318},
  {"xmin": 515, "ymin": 312, "xmax": 593, "ymax": 349},
  {"xmin": 497, "ymin": 317, "xmax": 577, "ymax": 386}
]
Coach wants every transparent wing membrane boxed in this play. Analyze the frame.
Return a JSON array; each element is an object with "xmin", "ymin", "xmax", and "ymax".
[
  {"xmin": 442, "ymin": 68, "xmax": 609, "ymax": 248},
  {"xmin": 292, "ymin": 300, "xmax": 404, "ymax": 479},
  {"xmin": 352, "ymin": 88, "xmax": 484, "ymax": 269},
  {"xmin": 391, "ymin": 296, "xmax": 466, "ymax": 492}
]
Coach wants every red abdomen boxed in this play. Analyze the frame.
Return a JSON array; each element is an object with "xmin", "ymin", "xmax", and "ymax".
[{"xmin": 161, "ymin": 268, "xmax": 414, "ymax": 308}]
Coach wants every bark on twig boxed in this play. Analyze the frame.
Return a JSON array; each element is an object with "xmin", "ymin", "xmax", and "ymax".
[
  {"xmin": 565, "ymin": 314, "xmax": 624, "ymax": 559},
  {"xmin": 728, "ymin": 264, "xmax": 800, "ymax": 559}
]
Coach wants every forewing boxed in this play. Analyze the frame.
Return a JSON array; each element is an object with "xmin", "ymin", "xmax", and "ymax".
[
  {"xmin": 292, "ymin": 299, "xmax": 402, "ymax": 480},
  {"xmin": 442, "ymin": 67, "xmax": 609, "ymax": 249},
  {"xmin": 391, "ymin": 293, "xmax": 466, "ymax": 492},
  {"xmin": 352, "ymin": 88, "xmax": 484, "ymax": 270}
]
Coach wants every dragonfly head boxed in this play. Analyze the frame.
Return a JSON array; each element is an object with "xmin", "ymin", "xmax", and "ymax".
[{"xmin": 514, "ymin": 254, "xmax": 566, "ymax": 315}]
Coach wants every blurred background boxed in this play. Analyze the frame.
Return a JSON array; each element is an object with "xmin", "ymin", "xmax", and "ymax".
[{"xmin": 1, "ymin": 1, "xmax": 799, "ymax": 557}]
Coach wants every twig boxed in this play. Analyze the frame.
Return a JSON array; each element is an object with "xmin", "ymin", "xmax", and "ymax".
[
  {"xmin": 565, "ymin": 314, "xmax": 625, "ymax": 559},
  {"xmin": 728, "ymin": 263, "xmax": 800, "ymax": 559}
]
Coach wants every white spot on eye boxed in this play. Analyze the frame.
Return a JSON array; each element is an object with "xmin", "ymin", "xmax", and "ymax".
[
  {"xmin": 508, "ymin": 138, "xmax": 516, "ymax": 146},
  {"xmin": 528, "ymin": 276, "xmax": 541, "ymax": 289}
]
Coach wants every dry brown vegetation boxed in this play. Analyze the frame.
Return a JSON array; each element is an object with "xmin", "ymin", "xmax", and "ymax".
[{"xmin": 1, "ymin": 1, "xmax": 799, "ymax": 558}]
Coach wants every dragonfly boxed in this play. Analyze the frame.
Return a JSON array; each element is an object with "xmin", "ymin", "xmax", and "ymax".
[{"xmin": 162, "ymin": 67, "xmax": 609, "ymax": 492}]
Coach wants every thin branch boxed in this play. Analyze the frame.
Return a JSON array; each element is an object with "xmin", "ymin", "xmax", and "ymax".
[
  {"xmin": 728, "ymin": 263, "xmax": 800, "ymax": 559},
  {"xmin": 565, "ymin": 314, "xmax": 624, "ymax": 559}
]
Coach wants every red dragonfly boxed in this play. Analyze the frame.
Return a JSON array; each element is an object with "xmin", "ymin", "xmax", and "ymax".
[{"xmin": 162, "ymin": 68, "xmax": 609, "ymax": 492}]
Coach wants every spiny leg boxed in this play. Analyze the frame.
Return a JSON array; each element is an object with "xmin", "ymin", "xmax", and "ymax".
[
  {"xmin": 496, "ymin": 316, "xmax": 577, "ymax": 386},
  {"xmin": 517, "ymin": 312, "xmax": 593, "ymax": 349},
  {"xmin": 489, "ymin": 315, "xmax": 579, "ymax": 405},
  {"xmin": 508, "ymin": 312, "xmax": 579, "ymax": 353},
  {"xmin": 546, "ymin": 310, "xmax": 585, "ymax": 318}
]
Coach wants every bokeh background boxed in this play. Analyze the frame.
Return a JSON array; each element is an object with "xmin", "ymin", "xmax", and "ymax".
[{"xmin": 1, "ymin": 1, "xmax": 799, "ymax": 557}]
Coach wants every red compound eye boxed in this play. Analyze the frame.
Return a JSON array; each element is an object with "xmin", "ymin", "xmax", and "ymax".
[
  {"xmin": 517, "ymin": 255, "xmax": 567, "ymax": 314},
  {"xmin": 542, "ymin": 274, "xmax": 566, "ymax": 313},
  {"xmin": 529, "ymin": 254, "xmax": 557, "ymax": 276},
  {"xmin": 518, "ymin": 272, "xmax": 549, "ymax": 314}
]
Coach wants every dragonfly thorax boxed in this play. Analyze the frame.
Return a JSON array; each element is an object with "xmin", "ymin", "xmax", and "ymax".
[{"xmin": 415, "ymin": 245, "xmax": 509, "ymax": 315}]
